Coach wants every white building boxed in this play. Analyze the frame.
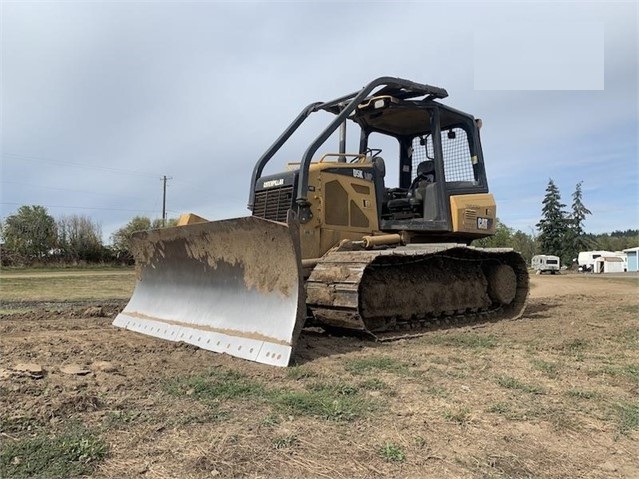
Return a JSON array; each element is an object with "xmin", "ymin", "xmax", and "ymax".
[{"xmin": 592, "ymin": 256, "xmax": 625, "ymax": 274}]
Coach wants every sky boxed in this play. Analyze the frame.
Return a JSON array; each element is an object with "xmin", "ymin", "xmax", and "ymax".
[{"xmin": 1, "ymin": 1, "xmax": 637, "ymax": 244}]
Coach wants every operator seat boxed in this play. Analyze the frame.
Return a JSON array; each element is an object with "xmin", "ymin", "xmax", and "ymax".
[
  {"xmin": 386, "ymin": 161, "xmax": 436, "ymax": 215},
  {"xmin": 372, "ymin": 156, "xmax": 387, "ymax": 218},
  {"xmin": 412, "ymin": 160, "xmax": 435, "ymax": 186}
]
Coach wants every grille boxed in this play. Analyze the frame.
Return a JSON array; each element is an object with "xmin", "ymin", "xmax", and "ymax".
[
  {"xmin": 411, "ymin": 127, "xmax": 474, "ymax": 182},
  {"xmin": 253, "ymin": 185, "xmax": 294, "ymax": 222},
  {"xmin": 464, "ymin": 209, "xmax": 477, "ymax": 219}
]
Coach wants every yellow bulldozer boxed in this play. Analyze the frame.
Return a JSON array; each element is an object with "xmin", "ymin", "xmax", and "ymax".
[{"xmin": 113, "ymin": 77, "xmax": 529, "ymax": 366}]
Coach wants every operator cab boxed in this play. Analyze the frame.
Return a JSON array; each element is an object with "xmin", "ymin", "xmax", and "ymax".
[
  {"xmin": 249, "ymin": 77, "xmax": 494, "ymax": 244},
  {"xmin": 352, "ymin": 93, "xmax": 488, "ymax": 232}
]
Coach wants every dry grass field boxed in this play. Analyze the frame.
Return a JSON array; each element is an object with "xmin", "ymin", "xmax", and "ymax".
[{"xmin": 0, "ymin": 269, "xmax": 637, "ymax": 478}]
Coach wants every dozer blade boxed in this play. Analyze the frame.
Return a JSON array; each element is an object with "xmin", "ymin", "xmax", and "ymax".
[{"xmin": 113, "ymin": 212, "xmax": 305, "ymax": 367}]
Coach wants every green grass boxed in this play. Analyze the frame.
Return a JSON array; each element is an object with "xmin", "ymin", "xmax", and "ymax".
[
  {"xmin": 102, "ymin": 410, "xmax": 146, "ymax": 429},
  {"xmin": 566, "ymin": 389, "xmax": 599, "ymax": 400},
  {"xmin": 164, "ymin": 369, "xmax": 266, "ymax": 402},
  {"xmin": 0, "ymin": 265, "xmax": 133, "ymax": 274},
  {"xmin": 486, "ymin": 402, "xmax": 530, "ymax": 421},
  {"xmin": 487, "ymin": 402, "xmax": 510, "ymax": 415},
  {"xmin": 424, "ymin": 385, "xmax": 450, "ymax": 398},
  {"xmin": 442, "ymin": 368, "xmax": 469, "ymax": 379},
  {"xmin": 616, "ymin": 327, "xmax": 639, "ymax": 346},
  {"xmin": 488, "ymin": 401, "xmax": 577, "ymax": 429},
  {"xmin": 531, "ymin": 359, "xmax": 560, "ymax": 378},
  {"xmin": 604, "ymin": 364, "xmax": 638, "ymax": 380},
  {"xmin": 108, "ymin": 405, "xmax": 225, "ymax": 431},
  {"xmin": 260, "ymin": 413, "xmax": 282, "ymax": 428},
  {"xmin": 422, "ymin": 333, "xmax": 497, "ymax": 349},
  {"xmin": 534, "ymin": 405, "xmax": 581, "ymax": 432},
  {"xmin": 613, "ymin": 401, "xmax": 639, "ymax": 436},
  {"xmin": 165, "ymin": 370, "xmax": 379, "ymax": 422},
  {"xmin": 378, "ymin": 442, "xmax": 406, "ymax": 462},
  {"xmin": 561, "ymin": 338, "xmax": 590, "ymax": 353},
  {"xmin": 443, "ymin": 407, "xmax": 472, "ymax": 425},
  {"xmin": 0, "ymin": 271, "xmax": 135, "ymax": 301},
  {"xmin": 275, "ymin": 379, "xmax": 379, "ymax": 421},
  {"xmin": 172, "ymin": 409, "xmax": 230, "ymax": 426},
  {"xmin": 587, "ymin": 364, "xmax": 638, "ymax": 382},
  {"xmin": 0, "ymin": 415, "xmax": 45, "ymax": 434},
  {"xmin": 271, "ymin": 385, "xmax": 374, "ymax": 421},
  {"xmin": 429, "ymin": 355, "xmax": 465, "ymax": 365},
  {"xmin": 305, "ymin": 381, "xmax": 359, "ymax": 396},
  {"xmin": 0, "ymin": 427, "xmax": 108, "ymax": 478},
  {"xmin": 358, "ymin": 377, "xmax": 392, "ymax": 392},
  {"xmin": 286, "ymin": 366, "xmax": 318, "ymax": 380},
  {"xmin": 344, "ymin": 356, "xmax": 410, "ymax": 375},
  {"xmin": 497, "ymin": 376, "xmax": 545, "ymax": 395},
  {"xmin": 272, "ymin": 434, "xmax": 297, "ymax": 449}
]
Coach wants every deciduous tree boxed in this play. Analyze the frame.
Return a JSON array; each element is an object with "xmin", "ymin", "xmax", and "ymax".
[
  {"xmin": 110, "ymin": 216, "xmax": 178, "ymax": 262},
  {"xmin": 110, "ymin": 216, "xmax": 152, "ymax": 261},
  {"xmin": 473, "ymin": 218, "xmax": 513, "ymax": 248},
  {"xmin": 57, "ymin": 214, "xmax": 105, "ymax": 262},
  {"xmin": 1, "ymin": 205, "xmax": 57, "ymax": 264}
]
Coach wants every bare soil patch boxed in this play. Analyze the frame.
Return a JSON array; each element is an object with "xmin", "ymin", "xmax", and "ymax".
[{"xmin": 1, "ymin": 273, "xmax": 637, "ymax": 478}]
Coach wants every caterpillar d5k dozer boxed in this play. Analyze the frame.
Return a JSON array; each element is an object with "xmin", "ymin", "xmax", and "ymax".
[{"xmin": 114, "ymin": 77, "xmax": 529, "ymax": 367}]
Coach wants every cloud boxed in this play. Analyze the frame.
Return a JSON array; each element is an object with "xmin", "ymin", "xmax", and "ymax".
[{"xmin": 1, "ymin": 1, "xmax": 636, "ymax": 240}]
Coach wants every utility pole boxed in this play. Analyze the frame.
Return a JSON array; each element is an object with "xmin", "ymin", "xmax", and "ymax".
[{"xmin": 161, "ymin": 175, "xmax": 172, "ymax": 226}]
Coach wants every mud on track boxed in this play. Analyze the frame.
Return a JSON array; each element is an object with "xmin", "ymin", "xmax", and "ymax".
[{"xmin": 0, "ymin": 273, "xmax": 638, "ymax": 478}]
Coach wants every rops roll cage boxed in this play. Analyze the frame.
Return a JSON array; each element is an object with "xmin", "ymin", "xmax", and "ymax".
[{"xmin": 247, "ymin": 77, "xmax": 449, "ymax": 223}]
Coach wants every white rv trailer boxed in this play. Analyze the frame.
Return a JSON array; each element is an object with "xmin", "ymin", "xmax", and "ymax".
[
  {"xmin": 531, "ymin": 255, "xmax": 561, "ymax": 274},
  {"xmin": 577, "ymin": 251, "xmax": 615, "ymax": 272}
]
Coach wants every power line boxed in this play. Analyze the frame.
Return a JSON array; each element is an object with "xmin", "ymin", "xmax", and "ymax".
[
  {"xmin": 4, "ymin": 152, "xmax": 218, "ymax": 196},
  {"xmin": 0, "ymin": 202, "xmax": 160, "ymax": 214},
  {"xmin": 170, "ymin": 178, "xmax": 214, "ymax": 195},
  {"xmin": 2, "ymin": 152, "xmax": 161, "ymax": 179},
  {"xmin": 0, "ymin": 180, "xmax": 149, "ymax": 201}
]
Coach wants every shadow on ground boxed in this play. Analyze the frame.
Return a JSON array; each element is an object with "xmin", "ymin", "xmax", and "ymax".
[{"xmin": 521, "ymin": 299, "xmax": 558, "ymax": 320}]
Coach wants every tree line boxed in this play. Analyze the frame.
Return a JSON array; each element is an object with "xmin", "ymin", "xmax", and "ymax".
[
  {"xmin": 1, "ymin": 181, "xmax": 637, "ymax": 267},
  {"xmin": 0, "ymin": 205, "xmax": 176, "ymax": 266}
]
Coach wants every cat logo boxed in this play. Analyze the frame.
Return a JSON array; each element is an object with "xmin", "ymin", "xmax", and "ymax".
[
  {"xmin": 263, "ymin": 179, "xmax": 284, "ymax": 188},
  {"xmin": 477, "ymin": 217, "xmax": 490, "ymax": 230}
]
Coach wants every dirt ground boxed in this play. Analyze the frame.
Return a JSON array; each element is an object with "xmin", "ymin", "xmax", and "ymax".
[{"xmin": 0, "ymin": 273, "xmax": 637, "ymax": 478}]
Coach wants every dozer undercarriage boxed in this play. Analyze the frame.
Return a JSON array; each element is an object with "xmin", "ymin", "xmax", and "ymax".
[
  {"xmin": 306, "ymin": 244, "xmax": 528, "ymax": 337},
  {"xmin": 114, "ymin": 77, "xmax": 530, "ymax": 366}
]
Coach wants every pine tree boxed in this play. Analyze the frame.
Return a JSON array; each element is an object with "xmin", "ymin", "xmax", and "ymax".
[
  {"xmin": 564, "ymin": 181, "xmax": 593, "ymax": 261},
  {"xmin": 536, "ymin": 179, "xmax": 568, "ymax": 262},
  {"xmin": 570, "ymin": 181, "xmax": 592, "ymax": 237}
]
